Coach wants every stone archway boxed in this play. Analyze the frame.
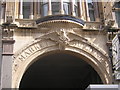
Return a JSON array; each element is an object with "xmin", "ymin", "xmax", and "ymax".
[
  {"xmin": 19, "ymin": 52, "xmax": 103, "ymax": 89},
  {"xmin": 12, "ymin": 29, "xmax": 112, "ymax": 88}
]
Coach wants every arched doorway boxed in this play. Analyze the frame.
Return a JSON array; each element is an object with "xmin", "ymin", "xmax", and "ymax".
[
  {"xmin": 12, "ymin": 30, "xmax": 112, "ymax": 88},
  {"xmin": 19, "ymin": 52, "xmax": 103, "ymax": 89}
]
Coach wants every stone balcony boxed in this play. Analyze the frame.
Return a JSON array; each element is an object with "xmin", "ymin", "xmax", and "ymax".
[{"xmin": 15, "ymin": 16, "xmax": 104, "ymax": 31}]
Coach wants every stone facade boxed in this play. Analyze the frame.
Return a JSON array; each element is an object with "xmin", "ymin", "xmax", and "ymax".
[{"xmin": 0, "ymin": 0, "xmax": 120, "ymax": 89}]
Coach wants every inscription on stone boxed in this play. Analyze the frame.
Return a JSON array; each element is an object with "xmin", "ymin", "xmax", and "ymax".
[
  {"xmin": 18, "ymin": 43, "xmax": 41, "ymax": 61},
  {"xmin": 16, "ymin": 40, "xmax": 56, "ymax": 62}
]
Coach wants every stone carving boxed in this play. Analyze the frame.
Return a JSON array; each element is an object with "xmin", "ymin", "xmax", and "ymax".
[
  {"xmin": 13, "ymin": 29, "xmax": 111, "ymax": 82},
  {"xmin": 18, "ymin": 21, "xmax": 36, "ymax": 28},
  {"xmin": 57, "ymin": 29, "xmax": 70, "ymax": 45},
  {"xmin": 12, "ymin": 28, "xmax": 112, "ymax": 88},
  {"xmin": 69, "ymin": 39, "xmax": 110, "ymax": 74},
  {"xmin": 85, "ymin": 22, "xmax": 102, "ymax": 30},
  {"xmin": 2, "ymin": 28, "xmax": 14, "ymax": 39}
]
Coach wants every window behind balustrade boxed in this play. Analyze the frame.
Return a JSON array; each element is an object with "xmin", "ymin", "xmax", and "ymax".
[
  {"xmin": 23, "ymin": 2, "xmax": 30, "ymax": 19},
  {"xmin": 88, "ymin": 0, "xmax": 95, "ymax": 21},
  {"xmin": 0, "ymin": 2, "xmax": 1, "ymax": 19},
  {"xmin": 114, "ymin": 2, "xmax": 120, "ymax": 28},
  {"xmin": 74, "ymin": 0, "xmax": 78, "ymax": 16},
  {"xmin": 41, "ymin": 0, "xmax": 48, "ymax": 17},
  {"xmin": 52, "ymin": 2, "xmax": 60, "ymax": 15},
  {"xmin": 63, "ymin": 2, "xmax": 71, "ymax": 15},
  {"xmin": 41, "ymin": 3, "xmax": 48, "ymax": 17}
]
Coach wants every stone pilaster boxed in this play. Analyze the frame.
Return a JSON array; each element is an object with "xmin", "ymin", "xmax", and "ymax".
[
  {"xmin": 37, "ymin": 1, "xmax": 41, "ymax": 18},
  {"xmin": 1, "ymin": 24, "xmax": 15, "ymax": 89},
  {"xmin": 1, "ymin": 2, "xmax": 6, "ymax": 23},
  {"xmin": 0, "ymin": 26, "xmax": 2, "ymax": 90},
  {"xmin": 94, "ymin": 1, "xmax": 100, "ymax": 22}
]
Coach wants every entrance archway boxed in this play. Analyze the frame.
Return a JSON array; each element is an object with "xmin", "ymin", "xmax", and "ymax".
[
  {"xmin": 12, "ymin": 30, "xmax": 112, "ymax": 88},
  {"xmin": 19, "ymin": 52, "xmax": 102, "ymax": 89}
]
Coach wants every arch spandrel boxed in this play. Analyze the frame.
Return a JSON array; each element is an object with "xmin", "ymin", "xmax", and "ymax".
[{"xmin": 12, "ymin": 29, "xmax": 112, "ymax": 88}]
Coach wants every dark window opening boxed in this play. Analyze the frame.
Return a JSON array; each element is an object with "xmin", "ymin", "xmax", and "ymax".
[
  {"xmin": 23, "ymin": 2, "xmax": 30, "ymax": 19},
  {"xmin": 88, "ymin": 0, "xmax": 95, "ymax": 21},
  {"xmin": 63, "ymin": 2, "xmax": 71, "ymax": 15},
  {"xmin": 114, "ymin": 2, "xmax": 120, "ymax": 27},
  {"xmin": 52, "ymin": 2, "xmax": 60, "ymax": 15},
  {"xmin": 41, "ymin": 2, "xmax": 48, "ymax": 17}
]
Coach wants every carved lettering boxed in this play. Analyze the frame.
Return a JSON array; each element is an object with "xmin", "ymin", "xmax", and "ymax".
[
  {"xmin": 17, "ymin": 42, "xmax": 52, "ymax": 62},
  {"xmin": 34, "ymin": 44, "xmax": 41, "ymax": 50},
  {"xmin": 18, "ymin": 55, "xmax": 26, "ymax": 61},
  {"xmin": 28, "ymin": 46, "xmax": 35, "ymax": 53},
  {"xmin": 24, "ymin": 51, "xmax": 31, "ymax": 57}
]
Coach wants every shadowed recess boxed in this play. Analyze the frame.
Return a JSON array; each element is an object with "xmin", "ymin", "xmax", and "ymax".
[{"xmin": 19, "ymin": 52, "xmax": 102, "ymax": 89}]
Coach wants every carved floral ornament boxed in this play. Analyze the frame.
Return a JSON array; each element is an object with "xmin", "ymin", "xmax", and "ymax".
[{"xmin": 12, "ymin": 29, "xmax": 112, "ymax": 87}]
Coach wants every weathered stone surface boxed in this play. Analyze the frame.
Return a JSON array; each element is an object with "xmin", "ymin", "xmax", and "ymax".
[{"xmin": 12, "ymin": 29, "xmax": 112, "ymax": 88}]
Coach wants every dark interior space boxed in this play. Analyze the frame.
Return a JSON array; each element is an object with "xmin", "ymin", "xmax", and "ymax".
[{"xmin": 19, "ymin": 52, "xmax": 103, "ymax": 89}]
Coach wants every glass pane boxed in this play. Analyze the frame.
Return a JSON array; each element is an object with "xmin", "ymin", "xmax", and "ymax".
[
  {"xmin": 115, "ymin": 11, "xmax": 120, "ymax": 27},
  {"xmin": 41, "ymin": 3, "xmax": 48, "ymax": 17},
  {"xmin": 74, "ymin": 5, "xmax": 78, "ymax": 16},
  {"xmin": 115, "ymin": 2, "xmax": 120, "ymax": 8},
  {"xmin": 75, "ymin": 0, "xmax": 78, "ymax": 5},
  {"xmin": 52, "ymin": 2, "xmax": 60, "ymax": 15},
  {"xmin": 23, "ymin": 2, "xmax": 30, "ymax": 19},
  {"xmin": 88, "ymin": 0, "xmax": 93, "ymax": 3},
  {"xmin": 88, "ymin": 0, "xmax": 94, "ymax": 9},
  {"xmin": 89, "ymin": 10, "xmax": 95, "ymax": 21},
  {"xmin": 42, "ymin": 0, "xmax": 48, "ymax": 4},
  {"xmin": 63, "ymin": 0, "xmax": 70, "ymax": 2},
  {"xmin": 0, "ymin": 3, "xmax": 1, "ymax": 19},
  {"xmin": 63, "ymin": 2, "xmax": 71, "ymax": 15}
]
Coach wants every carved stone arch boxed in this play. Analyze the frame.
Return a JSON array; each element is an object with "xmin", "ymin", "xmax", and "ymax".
[{"xmin": 12, "ymin": 30, "xmax": 112, "ymax": 88}]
